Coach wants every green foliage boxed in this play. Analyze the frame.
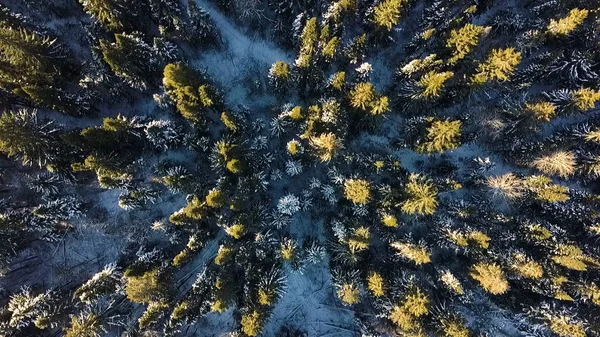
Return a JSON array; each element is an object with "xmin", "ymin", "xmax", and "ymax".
[
  {"xmin": 100, "ymin": 33, "xmax": 161, "ymax": 90},
  {"xmin": 214, "ymin": 245, "xmax": 233, "ymax": 265},
  {"xmin": 347, "ymin": 226, "xmax": 370, "ymax": 253},
  {"xmin": 367, "ymin": 272, "xmax": 385, "ymax": 297},
  {"xmin": 0, "ymin": 110, "xmax": 61, "ymax": 167},
  {"xmin": 125, "ymin": 269, "xmax": 170, "ymax": 304},
  {"xmin": 309, "ymin": 132, "xmax": 342, "ymax": 162},
  {"xmin": 138, "ymin": 301, "xmax": 169, "ymax": 329},
  {"xmin": 241, "ymin": 310, "xmax": 264, "ymax": 336},
  {"xmin": 269, "ymin": 60, "xmax": 290, "ymax": 91},
  {"xmin": 532, "ymin": 151, "xmax": 576, "ymax": 178},
  {"xmin": 547, "ymin": 8, "xmax": 589, "ymax": 36},
  {"xmin": 469, "ymin": 262, "xmax": 509, "ymax": 295},
  {"xmin": 524, "ymin": 175, "xmax": 570, "ymax": 202},
  {"xmin": 336, "ymin": 283, "xmax": 360, "ymax": 305},
  {"xmin": 321, "ymin": 36, "xmax": 340, "ymax": 60},
  {"xmin": 79, "ymin": 0, "xmax": 130, "ymax": 31},
  {"xmin": 573, "ymin": 88, "xmax": 600, "ymax": 111},
  {"xmin": 350, "ymin": 82, "xmax": 375, "ymax": 110},
  {"xmin": 446, "ymin": 24, "xmax": 486, "ymax": 64},
  {"xmin": 296, "ymin": 17, "xmax": 318, "ymax": 68},
  {"xmin": 545, "ymin": 314, "xmax": 586, "ymax": 337},
  {"xmin": 64, "ymin": 313, "xmax": 101, "ymax": 337},
  {"xmin": 526, "ymin": 101, "xmax": 556, "ymax": 122},
  {"xmin": 0, "ymin": 22, "xmax": 78, "ymax": 114},
  {"xmin": 471, "ymin": 48, "xmax": 521, "ymax": 85},
  {"xmin": 206, "ymin": 188, "xmax": 226, "ymax": 208},
  {"xmin": 418, "ymin": 71, "xmax": 453, "ymax": 98},
  {"xmin": 169, "ymin": 196, "xmax": 208, "ymax": 225},
  {"xmin": 344, "ymin": 179, "xmax": 371, "ymax": 204},
  {"xmin": 416, "ymin": 120, "xmax": 462, "ymax": 153},
  {"xmin": 371, "ymin": 0, "xmax": 406, "ymax": 31},
  {"xmin": 330, "ymin": 71, "xmax": 345, "ymax": 90},
  {"xmin": 390, "ymin": 242, "xmax": 432, "ymax": 265},
  {"xmin": 74, "ymin": 264, "xmax": 121, "ymax": 304},
  {"xmin": 349, "ymin": 82, "xmax": 390, "ymax": 115},
  {"xmin": 401, "ymin": 174, "xmax": 438, "ymax": 215},
  {"xmin": 164, "ymin": 63, "xmax": 219, "ymax": 123}
]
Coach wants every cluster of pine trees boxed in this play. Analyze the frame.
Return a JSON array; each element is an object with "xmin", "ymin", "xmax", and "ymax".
[{"xmin": 1, "ymin": 0, "xmax": 600, "ymax": 337}]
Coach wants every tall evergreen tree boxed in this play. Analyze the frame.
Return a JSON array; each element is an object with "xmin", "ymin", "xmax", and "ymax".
[
  {"xmin": 187, "ymin": 1, "xmax": 219, "ymax": 47},
  {"xmin": 100, "ymin": 33, "xmax": 162, "ymax": 90},
  {"xmin": 0, "ymin": 21, "xmax": 81, "ymax": 114},
  {"xmin": 0, "ymin": 110, "xmax": 62, "ymax": 167},
  {"xmin": 79, "ymin": 0, "xmax": 135, "ymax": 31}
]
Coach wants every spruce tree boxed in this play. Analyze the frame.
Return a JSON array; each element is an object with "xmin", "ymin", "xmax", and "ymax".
[
  {"xmin": 0, "ymin": 110, "xmax": 61, "ymax": 167},
  {"xmin": 163, "ymin": 63, "xmax": 221, "ymax": 123},
  {"xmin": 187, "ymin": 1, "xmax": 219, "ymax": 47},
  {"xmin": 0, "ymin": 22, "xmax": 80, "ymax": 114},
  {"xmin": 100, "ymin": 33, "xmax": 161, "ymax": 90},
  {"xmin": 79, "ymin": 0, "xmax": 138, "ymax": 31}
]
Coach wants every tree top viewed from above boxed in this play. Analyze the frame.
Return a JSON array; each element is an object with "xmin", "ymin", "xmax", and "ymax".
[{"xmin": 0, "ymin": 0, "xmax": 600, "ymax": 337}]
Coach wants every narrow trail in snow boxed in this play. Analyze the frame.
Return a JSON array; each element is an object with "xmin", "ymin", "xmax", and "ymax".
[{"xmin": 194, "ymin": 0, "xmax": 293, "ymax": 108}]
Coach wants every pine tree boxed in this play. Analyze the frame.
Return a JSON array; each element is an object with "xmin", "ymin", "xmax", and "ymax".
[
  {"xmin": 446, "ymin": 24, "xmax": 486, "ymax": 64},
  {"xmin": 74, "ymin": 264, "xmax": 122, "ymax": 304},
  {"xmin": 526, "ymin": 101, "xmax": 556, "ymax": 121},
  {"xmin": 138, "ymin": 301, "xmax": 170, "ymax": 329},
  {"xmin": 336, "ymin": 283, "xmax": 360, "ymax": 305},
  {"xmin": 524, "ymin": 175, "xmax": 570, "ymax": 203},
  {"xmin": 367, "ymin": 272, "xmax": 385, "ymax": 297},
  {"xmin": 309, "ymin": 132, "xmax": 342, "ymax": 162},
  {"xmin": 349, "ymin": 82, "xmax": 375, "ymax": 110},
  {"xmin": 295, "ymin": 17, "xmax": 318, "ymax": 69},
  {"xmin": 390, "ymin": 242, "xmax": 431, "ymax": 265},
  {"xmin": 187, "ymin": 1, "xmax": 219, "ymax": 47},
  {"xmin": 0, "ymin": 22, "xmax": 79, "ymax": 114},
  {"xmin": 486, "ymin": 173, "xmax": 524, "ymax": 200},
  {"xmin": 79, "ymin": 0, "xmax": 134, "ymax": 31},
  {"xmin": 241, "ymin": 310, "xmax": 265, "ymax": 336},
  {"xmin": 573, "ymin": 88, "xmax": 600, "ymax": 111},
  {"xmin": 344, "ymin": 179, "xmax": 370, "ymax": 204},
  {"xmin": 545, "ymin": 314, "xmax": 586, "ymax": 337},
  {"xmin": 64, "ymin": 312, "xmax": 102, "ymax": 337},
  {"xmin": 0, "ymin": 110, "xmax": 61, "ymax": 167},
  {"xmin": 169, "ymin": 196, "xmax": 208, "ymax": 225},
  {"xmin": 7, "ymin": 288, "xmax": 50, "ymax": 328},
  {"xmin": 547, "ymin": 8, "xmax": 589, "ymax": 36},
  {"xmin": 370, "ymin": 0, "xmax": 406, "ymax": 32},
  {"xmin": 401, "ymin": 174, "xmax": 438, "ymax": 215},
  {"xmin": 416, "ymin": 119, "xmax": 462, "ymax": 153},
  {"xmin": 418, "ymin": 71, "xmax": 453, "ymax": 98},
  {"xmin": 471, "ymin": 48, "xmax": 521, "ymax": 85},
  {"xmin": 343, "ymin": 33, "xmax": 366, "ymax": 64},
  {"xmin": 469, "ymin": 262, "xmax": 509, "ymax": 295},
  {"xmin": 532, "ymin": 151, "xmax": 576, "ymax": 178},
  {"xmin": 437, "ymin": 315, "xmax": 470, "ymax": 337},
  {"xmin": 149, "ymin": 0, "xmax": 185, "ymax": 39},
  {"xmin": 269, "ymin": 60, "xmax": 291, "ymax": 93},
  {"xmin": 125, "ymin": 268, "xmax": 170, "ymax": 304},
  {"xmin": 163, "ymin": 63, "xmax": 220, "ymax": 123},
  {"xmin": 100, "ymin": 33, "xmax": 161, "ymax": 90}
]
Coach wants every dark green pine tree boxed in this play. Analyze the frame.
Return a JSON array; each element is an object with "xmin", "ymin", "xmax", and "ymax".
[
  {"xmin": 149, "ymin": 0, "xmax": 186, "ymax": 39},
  {"xmin": 0, "ymin": 212, "xmax": 29, "ymax": 274},
  {"xmin": 0, "ymin": 110, "xmax": 62, "ymax": 168},
  {"xmin": 78, "ymin": 0, "xmax": 133, "ymax": 31},
  {"xmin": 100, "ymin": 33, "xmax": 161, "ymax": 90},
  {"xmin": 0, "ymin": 20, "xmax": 81, "ymax": 114},
  {"xmin": 269, "ymin": 0, "xmax": 295, "ymax": 48},
  {"xmin": 187, "ymin": 1, "xmax": 219, "ymax": 47}
]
